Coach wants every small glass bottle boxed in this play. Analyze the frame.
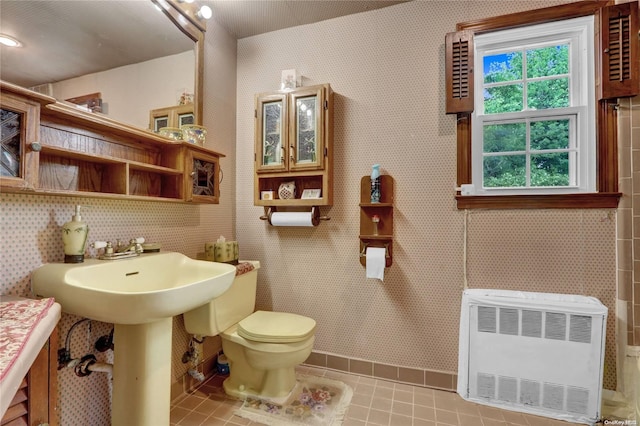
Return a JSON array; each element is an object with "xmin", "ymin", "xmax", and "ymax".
[{"xmin": 370, "ymin": 164, "xmax": 381, "ymax": 203}]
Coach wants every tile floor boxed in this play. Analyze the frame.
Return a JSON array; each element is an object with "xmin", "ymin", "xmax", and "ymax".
[{"xmin": 170, "ymin": 366, "xmax": 584, "ymax": 426}]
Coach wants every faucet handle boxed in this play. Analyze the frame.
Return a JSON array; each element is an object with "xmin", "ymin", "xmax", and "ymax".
[
  {"xmin": 132, "ymin": 237, "xmax": 145, "ymax": 254},
  {"xmin": 90, "ymin": 241, "xmax": 113, "ymax": 257},
  {"xmin": 92, "ymin": 241, "xmax": 107, "ymax": 249}
]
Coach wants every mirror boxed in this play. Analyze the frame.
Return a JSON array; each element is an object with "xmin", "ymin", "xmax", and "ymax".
[{"xmin": 0, "ymin": 0, "xmax": 204, "ymax": 131}]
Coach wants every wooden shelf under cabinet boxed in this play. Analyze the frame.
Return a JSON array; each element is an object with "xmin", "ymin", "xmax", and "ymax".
[
  {"xmin": 359, "ymin": 175, "xmax": 394, "ymax": 267},
  {"xmin": 37, "ymin": 145, "xmax": 183, "ymax": 199}
]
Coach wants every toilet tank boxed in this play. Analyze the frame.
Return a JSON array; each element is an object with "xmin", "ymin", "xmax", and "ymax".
[{"xmin": 183, "ymin": 261, "xmax": 260, "ymax": 336}]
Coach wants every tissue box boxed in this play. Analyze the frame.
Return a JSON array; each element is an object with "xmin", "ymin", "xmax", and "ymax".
[{"xmin": 210, "ymin": 241, "xmax": 239, "ymax": 265}]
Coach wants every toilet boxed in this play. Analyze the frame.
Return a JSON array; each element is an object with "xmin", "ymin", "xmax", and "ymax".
[{"xmin": 183, "ymin": 261, "xmax": 316, "ymax": 399}]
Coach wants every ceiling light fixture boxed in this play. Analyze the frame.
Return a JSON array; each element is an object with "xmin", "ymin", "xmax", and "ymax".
[
  {"xmin": 0, "ymin": 34, "xmax": 22, "ymax": 48},
  {"xmin": 196, "ymin": 5, "xmax": 212, "ymax": 20}
]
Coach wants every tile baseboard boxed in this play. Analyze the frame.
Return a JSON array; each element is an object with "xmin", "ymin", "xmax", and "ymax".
[
  {"xmin": 304, "ymin": 350, "xmax": 457, "ymax": 391},
  {"xmin": 172, "ymin": 350, "xmax": 458, "ymax": 401}
]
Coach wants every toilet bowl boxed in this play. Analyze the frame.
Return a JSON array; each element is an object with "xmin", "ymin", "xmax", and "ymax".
[{"xmin": 183, "ymin": 261, "xmax": 316, "ymax": 398}]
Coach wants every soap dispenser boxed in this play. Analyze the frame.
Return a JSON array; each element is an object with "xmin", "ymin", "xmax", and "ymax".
[{"xmin": 62, "ymin": 205, "xmax": 89, "ymax": 263}]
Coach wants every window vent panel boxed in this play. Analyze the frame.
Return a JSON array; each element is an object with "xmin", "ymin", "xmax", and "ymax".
[
  {"xmin": 607, "ymin": 15, "xmax": 631, "ymax": 82},
  {"xmin": 451, "ymin": 39, "xmax": 470, "ymax": 99},
  {"xmin": 478, "ymin": 306, "xmax": 496, "ymax": 333},
  {"xmin": 569, "ymin": 315, "xmax": 592, "ymax": 344},
  {"xmin": 544, "ymin": 312, "xmax": 566, "ymax": 340},
  {"xmin": 499, "ymin": 308, "xmax": 518, "ymax": 335},
  {"xmin": 522, "ymin": 310, "xmax": 542, "ymax": 338}
]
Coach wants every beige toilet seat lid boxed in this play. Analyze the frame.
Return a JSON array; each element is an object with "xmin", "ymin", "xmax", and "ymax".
[{"xmin": 238, "ymin": 311, "xmax": 316, "ymax": 343}]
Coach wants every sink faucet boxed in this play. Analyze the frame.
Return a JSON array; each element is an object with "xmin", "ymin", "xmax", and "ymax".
[
  {"xmin": 116, "ymin": 237, "xmax": 145, "ymax": 254},
  {"xmin": 91, "ymin": 237, "xmax": 145, "ymax": 260}
]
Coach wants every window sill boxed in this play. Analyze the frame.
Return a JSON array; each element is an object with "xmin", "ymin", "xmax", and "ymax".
[{"xmin": 455, "ymin": 192, "xmax": 621, "ymax": 210}]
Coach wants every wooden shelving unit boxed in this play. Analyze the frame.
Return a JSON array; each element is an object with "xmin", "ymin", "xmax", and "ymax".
[
  {"xmin": 0, "ymin": 81, "xmax": 223, "ymax": 203},
  {"xmin": 359, "ymin": 175, "xmax": 394, "ymax": 267}
]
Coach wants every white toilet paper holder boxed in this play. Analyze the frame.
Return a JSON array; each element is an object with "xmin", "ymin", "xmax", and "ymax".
[
  {"xmin": 259, "ymin": 206, "xmax": 330, "ymax": 226},
  {"xmin": 359, "ymin": 242, "xmax": 390, "ymax": 259}
]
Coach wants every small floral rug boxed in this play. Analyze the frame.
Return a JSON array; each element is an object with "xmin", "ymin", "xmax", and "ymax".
[{"xmin": 235, "ymin": 374, "xmax": 353, "ymax": 426}]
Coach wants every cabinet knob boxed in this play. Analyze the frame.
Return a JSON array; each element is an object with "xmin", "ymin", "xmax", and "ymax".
[
  {"xmin": 30, "ymin": 141, "xmax": 42, "ymax": 152},
  {"xmin": 190, "ymin": 171, "xmax": 196, "ymax": 177}
]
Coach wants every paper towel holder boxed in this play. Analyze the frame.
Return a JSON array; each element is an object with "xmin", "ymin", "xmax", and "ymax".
[{"xmin": 259, "ymin": 206, "xmax": 330, "ymax": 226}]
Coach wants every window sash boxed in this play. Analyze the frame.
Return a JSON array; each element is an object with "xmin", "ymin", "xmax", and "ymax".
[
  {"xmin": 470, "ymin": 16, "xmax": 594, "ymax": 196},
  {"xmin": 474, "ymin": 112, "xmax": 588, "ymax": 194}
]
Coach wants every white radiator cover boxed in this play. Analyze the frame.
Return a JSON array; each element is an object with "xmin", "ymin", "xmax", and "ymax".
[{"xmin": 457, "ymin": 289, "xmax": 607, "ymax": 425}]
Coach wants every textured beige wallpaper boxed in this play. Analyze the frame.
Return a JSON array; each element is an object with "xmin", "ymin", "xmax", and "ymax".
[{"xmin": 235, "ymin": 0, "xmax": 617, "ymax": 389}]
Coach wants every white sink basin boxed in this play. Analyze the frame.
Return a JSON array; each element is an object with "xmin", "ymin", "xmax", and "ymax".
[
  {"xmin": 31, "ymin": 252, "xmax": 236, "ymax": 324},
  {"xmin": 31, "ymin": 251, "xmax": 237, "ymax": 425}
]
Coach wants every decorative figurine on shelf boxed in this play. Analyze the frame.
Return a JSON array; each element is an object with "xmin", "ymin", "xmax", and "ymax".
[
  {"xmin": 372, "ymin": 215, "xmax": 380, "ymax": 236},
  {"xmin": 278, "ymin": 181, "xmax": 296, "ymax": 199},
  {"xmin": 371, "ymin": 164, "xmax": 381, "ymax": 203}
]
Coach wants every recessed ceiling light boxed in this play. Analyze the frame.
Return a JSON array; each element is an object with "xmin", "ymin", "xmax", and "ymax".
[
  {"xmin": 0, "ymin": 34, "xmax": 21, "ymax": 48},
  {"xmin": 196, "ymin": 5, "xmax": 212, "ymax": 20}
]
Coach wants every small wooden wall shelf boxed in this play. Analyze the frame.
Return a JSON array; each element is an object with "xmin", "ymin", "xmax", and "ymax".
[{"xmin": 359, "ymin": 174, "xmax": 393, "ymax": 267}]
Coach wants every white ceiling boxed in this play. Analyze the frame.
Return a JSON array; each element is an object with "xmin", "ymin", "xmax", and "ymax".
[
  {"xmin": 207, "ymin": 0, "xmax": 407, "ymax": 39},
  {"xmin": 0, "ymin": 0, "xmax": 407, "ymax": 89}
]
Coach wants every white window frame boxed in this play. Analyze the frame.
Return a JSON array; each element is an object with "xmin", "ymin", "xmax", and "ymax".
[{"xmin": 470, "ymin": 16, "xmax": 595, "ymax": 196}]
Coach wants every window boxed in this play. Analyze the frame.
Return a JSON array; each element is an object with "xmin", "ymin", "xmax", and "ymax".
[
  {"xmin": 445, "ymin": 1, "xmax": 639, "ymax": 209},
  {"xmin": 472, "ymin": 18, "xmax": 595, "ymax": 196}
]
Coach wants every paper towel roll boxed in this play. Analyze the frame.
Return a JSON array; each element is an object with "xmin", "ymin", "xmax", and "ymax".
[
  {"xmin": 270, "ymin": 212, "xmax": 315, "ymax": 227},
  {"xmin": 365, "ymin": 247, "xmax": 386, "ymax": 281}
]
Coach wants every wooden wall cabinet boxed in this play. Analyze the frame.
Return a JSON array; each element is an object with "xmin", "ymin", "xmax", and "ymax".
[
  {"xmin": 0, "ymin": 92, "xmax": 41, "ymax": 192},
  {"xmin": 254, "ymin": 84, "xmax": 333, "ymax": 207},
  {"xmin": 149, "ymin": 104, "xmax": 195, "ymax": 133},
  {"xmin": 0, "ymin": 81, "xmax": 224, "ymax": 204},
  {"xmin": 359, "ymin": 175, "xmax": 394, "ymax": 267}
]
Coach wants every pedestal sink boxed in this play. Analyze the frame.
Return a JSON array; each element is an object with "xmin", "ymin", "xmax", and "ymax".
[{"xmin": 31, "ymin": 252, "xmax": 236, "ymax": 426}]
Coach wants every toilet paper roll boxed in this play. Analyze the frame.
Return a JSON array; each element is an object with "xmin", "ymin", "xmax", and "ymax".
[
  {"xmin": 270, "ymin": 212, "xmax": 315, "ymax": 227},
  {"xmin": 365, "ymin": 247, "xmax": 386, "ymax": 281}
]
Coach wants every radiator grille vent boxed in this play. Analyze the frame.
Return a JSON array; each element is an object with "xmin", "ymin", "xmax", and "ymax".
[
  {"xmin": 478, "ymin": 306, "xmax": 496, "ymax": 333},
  {"xmin": 499, "ymin": 308, "xmax": 518, "ymax": 335},
  {"xmin": 569, "ymin": 315, "xmax": 592, "ymax": 344},
  {"xmin": 476, "ymin": 306, "xmax": 593, "ymax": 344},
  {"xmin": 458, "ymin": 290, "xmax": 606, "ymax": 423},
  {"xmin": 478, "ymin": 373, "xmax": 590, "ymax": 415},
  {"xmin": 522, "ymin": 310, "xmax": 542, "ymax": 338}
]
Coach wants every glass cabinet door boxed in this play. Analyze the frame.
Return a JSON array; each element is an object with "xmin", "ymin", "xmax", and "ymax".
[
  {"xmin": 256, "ymin": 93, "xmax": 287, "ymax": 173},
  {"xmin": 187, "ymin": 150, "xmax": 220, "ymax": 204},
  {"xmin": 0, "ymin": 94, "xmax": 39, "ymax": 191},
  {"xmin": 289, "ymin": 86, "xmax": 325, "ymax": 171},
  {"xmin": 1, "ymin": 108, "xmax": 22, "ymax": 178}
]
